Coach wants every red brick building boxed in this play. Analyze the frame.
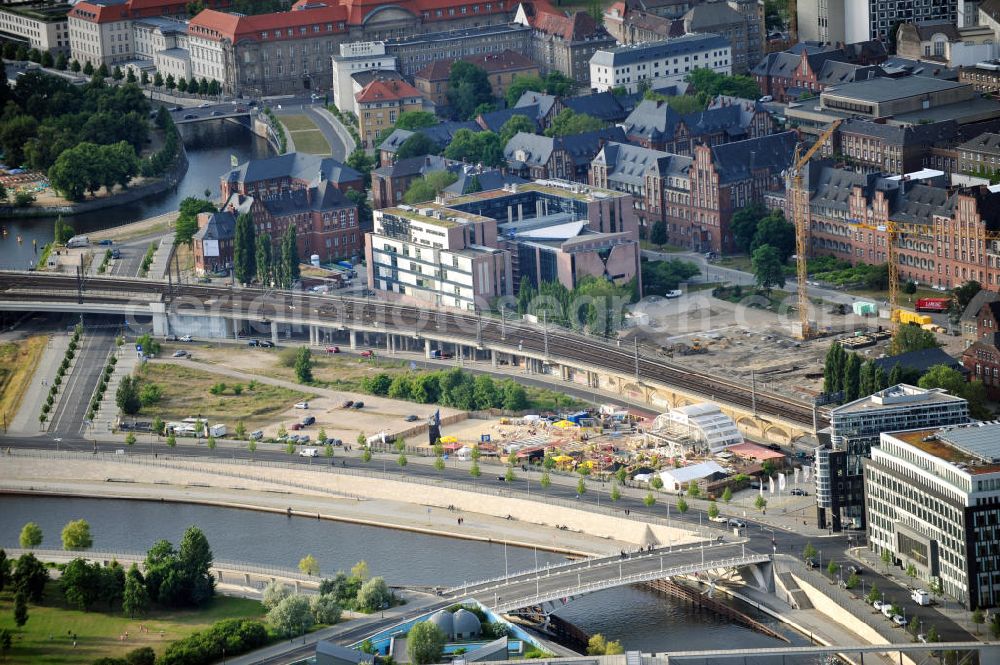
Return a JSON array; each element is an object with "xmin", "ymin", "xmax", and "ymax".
[
  {"xmin": 751, "ymin": 45, "xmax": 884, "ymax": 103},
  {"xmin": 221, "ymin": 152, "xmax": 363, "ymax": 202},
  {"xmin": 962, "ymin": 301, "xmax": 1000, "ymax": 399}
]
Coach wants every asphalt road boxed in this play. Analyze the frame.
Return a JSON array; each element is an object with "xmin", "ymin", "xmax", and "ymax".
[{"xmin": 47, "ymin": 325, "xmax": 116, "ymax": 435}]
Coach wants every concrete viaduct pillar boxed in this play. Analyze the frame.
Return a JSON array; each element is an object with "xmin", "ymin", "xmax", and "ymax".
[
  {"xmin": 349, "ymin": 330, "xmax": 357, "ymax": 350},
  {"xmin": 150, "ymin": 302, "xmax": 168, "ymax": 336},
  {"xmin": 270, "ymin": 321, "xmax": 279, "ymax": 346},
  {"xmin": 425, "ymin": 338, "xmax": 432, "ymax": 359}
]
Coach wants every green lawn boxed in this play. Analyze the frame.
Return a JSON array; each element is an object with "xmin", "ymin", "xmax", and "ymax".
[
  {"xmin": 0, "ymin": 585, "xmax": 264, "ymax": 665},
  {"xmin": 290, "ymin": 129, "xmax": 330, "ymax": 155},
  {"xmin": 279, "ymin": 114, "xmax": 318, "ymax": 132}
]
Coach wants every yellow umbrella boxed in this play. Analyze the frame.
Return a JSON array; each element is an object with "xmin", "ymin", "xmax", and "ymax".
[
  {"xmin": 552, "ymin": 455, "xmax": 574, "ymax": 463},
  {"xmin": 553, "ymin": 420, "xmax": 578, "ymax": 429},
  {"xmin": 440, "ymin": 435, "xmax": 458, "ymax": 444}
]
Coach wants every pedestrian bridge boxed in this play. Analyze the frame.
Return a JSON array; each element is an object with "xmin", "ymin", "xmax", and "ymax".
[{"xmin": 444, "ymin": 541, "xmax": 771, "ymax": 613}]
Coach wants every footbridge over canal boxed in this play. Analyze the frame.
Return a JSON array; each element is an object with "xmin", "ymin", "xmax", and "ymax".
[{"xmin": 443, "ymin": 541, "xmax": 772, "ymax": 614}]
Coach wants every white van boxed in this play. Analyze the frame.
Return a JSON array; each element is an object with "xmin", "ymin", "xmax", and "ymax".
[
  {"xmin": 299, "ymin": 447, "xmax": 318, "ymax": 457},
  {"xmin": 66, "ymin": 235, "xmax": 90, "ymax": 248},
  {"xmin": 911, "ymin": 589, "xmax": 930, "ymax": 606}
]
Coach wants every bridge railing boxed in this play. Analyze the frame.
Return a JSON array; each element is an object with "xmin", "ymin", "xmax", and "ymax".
[
  {"xmin": 489, "ymin": 554, "xmax": 772, "ymax": 611},
  {"xmin": 443, "ymin": 541, "xmax": 743, "ymax": 595}
]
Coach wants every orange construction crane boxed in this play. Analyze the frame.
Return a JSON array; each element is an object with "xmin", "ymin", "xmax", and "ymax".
[{"xmin": 789, "ymin": 119, "xmax": 841, "ymax": 340}]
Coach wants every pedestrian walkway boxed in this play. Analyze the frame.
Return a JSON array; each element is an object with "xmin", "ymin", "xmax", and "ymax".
[
  {"xmin": 90, "ymin": 344, "xmax": 139, "ymax": 435},
  {"xmin": 148, "ymin": 236, "xmax": 175, "ymax": 280},
  {"xmin": 9, "ymin": 333, "xmax": 68, "ymax": 434}
]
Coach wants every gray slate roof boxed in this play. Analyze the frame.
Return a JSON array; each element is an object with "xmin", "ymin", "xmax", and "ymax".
[
  {"xmin": 594, "ymin": 141, "xmax": 691, "ymax": 187},
  {"xmin": 839, "ymin": 118, "xmax": 958, "ymax": 146},
  {"xmin": 227, "ymin": 153, "xmax": 361, "ymax": 187},
  {"xmin": 958, "ymin": 132, "xmax": 1000, "ymax": 155},
  {"xmin": 192, "ymin": 211, "xmax": 235, "ymax": 242},
  {"xmin": 709, "ymin": 131, "xmax": 798, "ymax": 185},
  {"xmin": 315, "ymin": 641, "xmax": 375, "ymax": 665},
  {"xmin": 872, "ymin": 347, "xmax": 966, "ymax": 376},
  {"xmin": 962, "ymin": 289, "xmax": 1000, "ymax": 324},
  {"xmin": 564, "ymin": 91, "xmax": 628, "ymax": 122},
  {"xmin": 822, "ymin": 75, "xmax": 964, "ymax": 102},
  {"xmin": 591, "ymin": 32, "xmax": 728, "ymax": 68},
  {"xmin": 478, "ymin": 106, "xmax": 540, "ymax": 133},
  {"xmin": 444, "ymin": 168, "xmax": 527, "ymax": 195},
  {"xmin": 374, "ymin": 154, "xmax": 450, "ymax": 178},
  {"xmin": 504, "ymin": 127, "xmax": 626, "ymax": 169},
  {"xmin": 683, "ymin": 1, "xmax": 743, "ymax": 30},
  {"xmin": 622, "ymin": 99, "xmax": 749, "ymax": 142},
  {"xmin": 260, "ymin": 181, "xmax": 353, "ymax": 218},
  {"xmin": 515, "ymin": 91, "xmax": 558, "ymax": 120}
]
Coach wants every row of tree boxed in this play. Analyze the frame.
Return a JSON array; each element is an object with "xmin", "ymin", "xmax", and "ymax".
[
  {"xmin": 233, "ymin": 213, "xmax": 301, "ymax": 288},
  {"xmin": 515, "ymin": 276, "xmax": 638, "ymax": 335},
  {"xmin": 361, "ymin": 367, "xmax": 529, "ymax": 411}
]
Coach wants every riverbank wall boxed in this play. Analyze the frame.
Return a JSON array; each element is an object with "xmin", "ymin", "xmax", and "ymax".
[
  {"xmin": 0, "ymin": 452, "xmax": 701, "ymax": 555},
  {"xmin": 0, "ymin": 142, "xmax": 189, "ymax": 220}
]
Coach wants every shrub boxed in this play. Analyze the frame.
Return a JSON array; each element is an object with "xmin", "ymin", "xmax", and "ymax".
[{"xmin": 157, "ymin": 619, "xmax": 267, "ymax": 665}]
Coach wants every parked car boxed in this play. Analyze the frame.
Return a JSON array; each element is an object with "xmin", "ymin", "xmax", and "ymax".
[
  {"xmin": 210, "ymin": 110, "xmax": 222, "ymax": 116},
  {"xmin": 259, "ymin": 340, "xmax": 275, "ymax": 348},
  {"xmin": 248, "ymin": 339, "xmax": 260, "ymax": 347},
  {"xmin": 301, "ymin": 415, "xmax": 316, "ymax": 426},
  {"xmin": 805, "ymin": 558, "xmax": 817, "ymax": 568},
  {"xmin": 183, "ymin": 114, "xmax": 197, "ymax": 120},
  {"xmin": 893, "ymin": 615, "xmax": 908, "ymax": 627},
  {"xmin": 404, "ymin": 415, "xmax": 419, "ymax": 422},
  {"xmin": 847, "ymin": 565, "xmax": 864, "ymax": 576},
  {"xmin": 790, "ymin": 488, "xmax": 808, "ymax": 496},
  {"xmin": 664, "ymin": 289, "xmax": 682, "ymax": 299},
  {"xmin": 299, "ymin": 447, "xmax": 318, "ymax": 457},
  {"xmin": 872, "ymin": 600, "xmax": 884, "ymax": 611},
  {"xmin": 298, "ymin": 435, "xmax": 310, "ymax": 443},
  {"xmin": 352, "ymin": 401, "xmax": 364, "ymax": 409},
  {"xmin": 111, "ymin": 248, "xmax": 121, "ymax": 259},
  {"xmin": 179, "ymin": 335, "xmax": 193, "ymax": 342},
  {"xmin": 881, "ymin": 604, "xmax": 895, "ymax": 618},
  {"xmin": 360, "ymin": 349, "xmax": 374, "ymax": 358},
  {"xmin": 294, "ymin": 401, "xmax": 309, "ymax": 409},
  {"xmin": 171, "ymin": 350, "xmax": 188, "ymax": 358},
  {"xmin": 289, "ymin": 423, "xmax": 303, "ymax": 431},
  {"xmin": 326, "ymin": 346, "xmax": 340, "ymax": 353},
  {"xmin": 341, "ymin": 400, "xmax": 354, "ymax": 408},
  {"xmin": 727, "ymin": 518, "xmax": 746, "ymax": 529},
  {"xmin": 165, "ymin": 334, "xmax": 178, "ymax": 341},
  {"xmin": 249, "ymin": 430, "xmax": 263, "ymax": 440}
]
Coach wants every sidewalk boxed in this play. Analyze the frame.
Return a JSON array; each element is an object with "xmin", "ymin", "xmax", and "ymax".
[
  {"xmin": 10, "ymin": 333, "xmax": 68, "ymax": 434},
  {"xmin": 91, "ymin": 344, "xmax": 138, "ymax": 435},
  {"xmin": 149, "ymin": 236, "xmax": 175, "ymax": 280}
]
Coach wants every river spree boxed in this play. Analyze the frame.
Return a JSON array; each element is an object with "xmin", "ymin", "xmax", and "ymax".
[
  {"xmin": 0, "ymin": 495, "xmax": 824, "ymax": 659},
  {"xmin": 0, "ymin": 120, "xmax": 271, "ymax": 270}
]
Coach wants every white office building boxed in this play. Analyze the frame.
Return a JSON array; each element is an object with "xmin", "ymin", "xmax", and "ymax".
[
  {"xmin": 331, "ymin": 41, "xmax": 397, "ymax": 115},
  {"xmin": 0, "ymin": 2, "xmax": 70, "ymax": 54},
  {"xmin": 589, "ymin": 33, "xmax": 730, "ymax": 94},
  {"xmin": 798, "ymin": 0, "xmax": 959, "ymax": 44},
  {"xmin": 865, "ymin": 422, "xmax": 1000, "ymax": 609}
]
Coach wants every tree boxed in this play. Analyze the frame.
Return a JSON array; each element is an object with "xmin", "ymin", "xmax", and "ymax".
[
  {"xmin": 881, "ymin": 548, "xmax": 893, "ymax": 570},
  {"xmin": 140, "ymin": 70, "xmax": 147, "ymax": 84},
  {"xmin": 499, "ymin": 114, "xmax": 537, "ymax": 145},
  {"xmin": 843, "ymin": 352, "xmax": 862, "ymax": 402},
  {"xmin": 866, "ymin": 583, "xmax": 880, "ymax": 604},
  {"xmin": 687, "ymin": 482, "xmax": 701, "ymax": 497},
  {"xmin": 394, "ymin": 110, "xmax": 437, "ymax": 131},
  {"xmin": 233, "ymin": 212, "xmax": 256, "ymax": 284},
  {"xmin": 263, "ymin": 580, "xmax": 291, "ymax": 610},
  {"xmin": 448, "ymin": 61, "xmax": 493, "ymax": 120},
  {"xmin": 267, "ymin": 594, "xmax": 314, "ymax": 636},
  {"xmin": 858, "ymin": 360, "xmax": 876, "ymax": 398},
  {"xmin": 19, "ymin": 523, "xmax": 42, "ymax": 549},
  {"xmin": 0, "ymin": 550, "xmax": 8, "ymax": 594},
  {"xmin": 444, "ymin": 129, "xmax": 503, "ymax": 167},
  {"xmin": 55, "ymin": 53, "xmax": 68, "ymax": 70},
  {"xmin": 846, "ymin": 572, "xmax": 860, "ymax": 589},
  {"xmin": 394, "ymin": 133, "xmax": 438, "ymax": 160},
  {"xmin": 676, "ymin": 497, "xmax": 689, "ymax": 513},
  {"xmin": 177, "ymin": 77, "xmax": 188, "ymax": 93},
  {"xmin": 61, "ymin": 558, "xmax": 103, "ymax": 610},
  {"xmin": 166, "ymin": 433, "xmax": 176, "ymax": 447},
  {"xmin": 356, "ymin": 576, "xmax": 391, "ymax": 612},
  {"xmin": 721, "ymin": 486, "xmax": 733, "ymax": 503},
  {"xmin": 751, "ymin": 243, "xmax": 785, "ymax": 293},
  {"xmin": 905, "ymin": 563, "xmax": 917, "ymax": 580},
  {"xmin": 293, "ymin": 346, "xmax": 313, "ymax": 383},
  {"xmin": 826, "ymin": 560, "xmax": 839, "ymax": 577},
  {"xmin": 126, "ymin": 69, "xmax": 137, "ymax": 84},
  {"xmin": 125, "ymin": 432, "xmax": 137, "ymax": 447},
  {"xmin": 178, "ymin": 526, "xmax": 215, "ymax": 606},
  {"xmin": 403, "ymin": 170, "xmax": 459, "ymax": 204},
  {"xmin": 12, "ymin": 553, "xmax": 48, "ymax": 602},
  {"xmin": 122, "ymin": 563, "xmax": 149, "ymax": 618},
  {"xmin": 153, "ymin": 71, "xmax": 163, "ymax": 87},
  {"xmin": 61, "ymin": 519, "xmax": 93, "ymax": 550},
  {"xmin": 803, "ymin": 542, "xmax": 817, "ymax": 561},
  {"xmin": 754, "ymin": 495, "xmax": 767, "ymax": 512},
  {"xmin": 174, "ymin": 197, "xmax": 217, "ymax": 245},
  {"xmin": 926, "ymin": 625, "xmax": 940, "ymax": 643},
  {"xmin": 576, "ymin": 477, "xmax": 587, "ymax": 495},
  {"xmin": 0, "ymin": 114, "xmax": 38, "ymax": 166},
  {"xmin": 707, "ymin": 501, "xmax": 720, "ymax": 520},
  {"xmin": 544, "ymin": 109, "xmax": 604, "ymax": 137},
  {"xmin": 299, "ymin": 554, "xmax": 320, "ymax": 576},
  {"xmin": 972, "ymin": 608, "xmax": 985, "ymax": 634},
  {"xmin": 750, "ymin": 212, "xmax": 795, "ymax": 263},
  {"xmin": 345, "ymin": 148, "xmax": 375, "ymax": 189},
  {"xmin": 408, "ymin": 620, "xmax": 447, "ymax": 665},
  {"xmin": 685, "ymin": 68, "xmax": 760, "ymax": 101},
  {"xmin": 116, "ymin": 375, "xmax": 141, "ymax": 415},
  {"xmin": 649, "ymin": 220, "xmax": 668, "ymax": 247},
  {"xmin": 644, "ymin": 492, "xmax": 656, "ymax": 507},
  {"xmin": 919, "ymin": 364, "xmax": 991, "ymax": 419},
  {"xmin": 890, "ymin": 324, "xmax": 941, "ymax": 356},
  {"xmin": 279, "ymin": 224, "xmax": 300, "ymax": 288},
  {"xmin": 952, "ymin": 280, "xmax": 982, "ymax": 314},
  {"xmin": 351, "ymin": 560, "xmax": 370, "ymax": 581},
  {"xmin": 0, "ymin": 628, "xmax": 11, "ymax": 661},
  {"xmin": 310, "ymin": 594, "xmax": 342, "ymax": 624},
  {"xmin": 13, "ymin": 590, "xmax": 28, "ymax": 628},
  {"xmin": 506, "ymin": 75, "xmax": 545, "ymax": 107},
  {"xmin": 254, "ymin": 234, "xmax": 273, "ymax": 286}
]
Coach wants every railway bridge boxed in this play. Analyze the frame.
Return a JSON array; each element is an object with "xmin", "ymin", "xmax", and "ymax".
[{"xmin": 0, "ymin": 271, "xmax": 828, "ymax": 441}]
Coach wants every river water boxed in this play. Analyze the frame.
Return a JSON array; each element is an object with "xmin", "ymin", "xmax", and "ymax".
[
  {"xmin": 0, "ymin": 495, "xmax": 828, "ymax": 660},
  {"xmin": 0, "ymin": 120, "xmax": 271, "ymax": 270}
]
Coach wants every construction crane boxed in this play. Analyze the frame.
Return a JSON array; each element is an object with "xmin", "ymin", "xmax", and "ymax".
[{"xmin": 789, "ymin": 119, "xmax": 842, "ymax": 340}]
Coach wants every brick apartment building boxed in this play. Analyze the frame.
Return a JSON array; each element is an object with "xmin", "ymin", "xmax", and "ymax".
[
  {"xmin": 795, "ymin": 163, "xmax": 1000, "ymax": 291},
  {"xmin": 751, "ymin": 43, "xmax": 885, "ymax": 103},
  {"xmin": 835, "ymin": 119, "xmax": 959, "ymax": 175},
  {"xmin": 221, "ymin": 152, "xmax": 363, "ymax": 201},
  {"xmin": 962, "ymin": 301, "xmax": 1000, "ymax": 399},
  {"xmin": 590, "ymin": 141, "xmax": 692, "ymax": 237},
  {"xmin": 621, "ymin": 98, "xmax": 773, "ymax": 155},
  {"xmin": 413, "ymin": 50, "xmax": 538, "ymax": 109},
  {"xmin": 503, "ymin": 127, "xmax": 626, "ymax": 181},
  {"xmin": 514, "ymin": 0, "xmax": 615, "ymax": 84}
]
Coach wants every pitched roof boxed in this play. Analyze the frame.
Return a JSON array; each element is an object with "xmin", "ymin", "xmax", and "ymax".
[
  {"xmin": 188, "ymin": 3, "xmax": 348, "ymax": 43},
  {"xmin": 356, "ymin": 78, "xmax": 422, "ymax": 104},
  {"xmin": 563, "ymin": 91, "xmax": 627, "ymax": 122},
  {"xmin": 872, "ymin": 346, "xmax": 966, "ymax": 375},
  {"xmin": 592, "ymin": 32, "xmax": 729, "ymax": 68},
  {"xmin": 373, "ymin": 154, "xmax": 451, "ymax": 178},
  {"xmin": 530, "ymin": 7, "xmax": 609, "ymax": 42},
  {"xmin": 594, "ymin": 141, "xmax": 690, "ymax": 186},
  {"xmin": 708, "ymin": 131, "xmax": 798, "ymax": 185},
  {"xmin": 443, "ymin": 167, "xmax": 527, "ymax": 195},
  {"xmin": 316, "ymin": 640, "xmax": 375, "ymax": 665},
  {"xmin": 622, "ymin": 99, "xmax": 750, "ymax": 142},
  {"xmin": 983, "ymin": 0, "xmax": 1000, "ymax": 23},
  {"xmin": 470, "ymin": 49, "xmax": 536, "ymax": 74},
  {"xmin": 962, "ymin": 290, "xmax": 1000, "ymax": 323},
  {"xmin": 260, "ymin": 181, "xmax": 354, "ymax": 217},
  {"xmin": 683, "ymin": 1, "xmax": 743, "ymax": 30},
  {"xmin": 352, "ymin": 69, "xmax": 404, "ymax": 87},
  {"xmin": 911, "ymin": 19, "xmax": 961, "ymax": 41},
  {"xmin": 504, "ymin": 127, "xmax": 626, "ymax": 169},
  {"xmin": 378, "ymin": 121, "xmax": 481, "ymax": 155},
  {"xmin": 839, "ymin": 118, "xmax": 958, "ymax": 146},
  {"xmin": 958, "ymin": 132, "xmax": 1000, "ymax": 155},
  {"xmin": 414, "ymin": 59, "xmax": 452, "ymax": 81},
  {"xmin": 226, "ymin": 153, "xmax": 361, "ymax": 187},
  {"xmin": 477, "ymin": 106, "xmax": 540, "ymax": 133},
  {"xmin": 514, "ymin": 91, "xmax": 558, "ymax": 119},
  {"xmin": 193, "ymin": 211, "xmax": 236, "ymax": 242}
]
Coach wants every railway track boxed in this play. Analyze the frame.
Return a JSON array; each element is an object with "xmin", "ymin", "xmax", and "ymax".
[{"xmin": 0, "ymin": 272, "xmax": 827, "ymax": 429}]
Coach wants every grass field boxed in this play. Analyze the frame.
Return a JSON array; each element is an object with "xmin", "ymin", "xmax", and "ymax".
[
  {"xmin": 279, "ymin": 114, "xmax": 318, "ymax": 132},
  {"xmin": 138, "ymin": 362, "xmax": 315, "ymax": 428},
  {"xmin": 0, "ymin": 585, "xmax": 263, "ymax": 665},
  {"xmin": 0, "ymin": 336, "xmax": 48, "ymax": 427},
  {"xmin": 290, "ymin": 129, "xmax": 330, "ymax": 154}
]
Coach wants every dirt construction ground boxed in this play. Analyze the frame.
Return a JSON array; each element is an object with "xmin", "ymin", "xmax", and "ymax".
[{"xmin": 626, "ymin": 292, "xmax": 967, "ymax": 402}]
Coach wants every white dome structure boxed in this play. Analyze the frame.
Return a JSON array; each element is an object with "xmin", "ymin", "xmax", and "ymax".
[{"xmin": 452, "ymin": 609, "xmax": 482, "ymax": 639}]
